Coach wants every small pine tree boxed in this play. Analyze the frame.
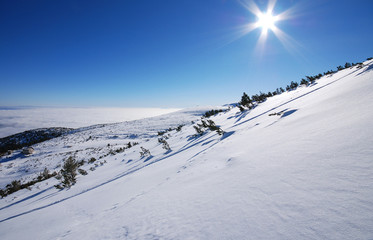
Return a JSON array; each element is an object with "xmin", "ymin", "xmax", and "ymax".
[
  {"xmin": 240, "ymin": 92, "xmax": 251, "ymax": 107},
  {"xmin": 306, "ymin": 76, "xmax": 316, "ymax": 84},
  {"xmin": 158, "ymin": 138, "xmax": 171, "ymax": 151},
  {"xmin": 300, "ymin": 78, "xmax": 309, "ymax": 86},
  {"xmin": 290, "ymin": 81, "xmax": 298, "ymax": 90},
  {"xmin": 258, "ymin": 92, "xmax": 267, "ymax": 102},
  {"xmin": 206, "ymin": 120, "xmax": 224, "ymax": 135},
  {"xmin": 60, "ymin": 156, "xmax": 78, "ymax": 188}
]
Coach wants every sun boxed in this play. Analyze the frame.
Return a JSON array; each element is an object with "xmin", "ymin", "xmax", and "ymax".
[
  {"xmin": 256, "ymin": 11, "xmax": 278, "ymax": 32},
  {"xmin": 223, "ymin": 0, "xmax": 298, "ymax": 53}
]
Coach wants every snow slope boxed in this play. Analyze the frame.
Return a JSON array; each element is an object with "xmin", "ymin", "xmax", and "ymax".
[{"xmin": 0, "ymin": 60, "xmax": 373, "ymax": 239}]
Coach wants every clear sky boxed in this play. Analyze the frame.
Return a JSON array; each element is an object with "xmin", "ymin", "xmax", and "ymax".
[{"xmin": 1, "ymin": 0, "xmax": 372, "ymax": 108}]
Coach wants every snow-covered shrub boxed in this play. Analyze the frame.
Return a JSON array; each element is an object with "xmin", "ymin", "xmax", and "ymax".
[
  {"xmin": 0, "ymin": 189, "xmax": 5, "ymax": 198},
  {"xmin": 139, "ymin": 147, "xmax": 151, "ymax": 158},
  {"xmin": 238, "ymin": 105, "xmax": 245, "ymax": 112},
  {"xmin": 205, "ymin": 120, "xmax": 224, "ymax": 135},
  {"xmin": 115, "ymin": 147, "xmax": 125, "ymax": 153},
  {"xmin": 42, "ymin": 167, "xmax": 50, "ymax": 179},
  {"xmin": 88, "ymin": 157, "xmax": 97, "ymax": 164},
  {"xmin": 58, "ymin": 156, "xmax": 79, "ymax": 188},
  {"xmin": 7, "ymin": 180, "xmax": 21, "ymax": 192},
  {"xmin": 127, "ymin": 142, "xmax": 138, "ymax": 148},
  {"xmin": 193, "ymin": 125, "xmax": 204, "ymax": 136},
  {"xmin": 194, "ymin": 119, "xmax": 224, "ymax": 136},
  {"xmin": 176, "ymin": 124, "xmax": 184, "ymax": 132},
  {"xmin": 158, "ymin": 138, "xmax": 171, "ymax": 151},
  {"xmin": 78, "ymin": 169, "xmax": 88, "ymax": 175},
  {"xmin": 203, "ymin": 109, "xmax": 224, "ymax": 118}
]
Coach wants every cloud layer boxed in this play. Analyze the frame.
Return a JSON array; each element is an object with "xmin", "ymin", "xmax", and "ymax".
[{"xmin": 0, "ymin": 107, "xmax": 180, "ymax": 138}]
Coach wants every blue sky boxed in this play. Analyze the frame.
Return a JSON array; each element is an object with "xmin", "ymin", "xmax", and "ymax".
[{"xmin": 1, "ymin": 0, "xmax": 372, "ymax": 108}]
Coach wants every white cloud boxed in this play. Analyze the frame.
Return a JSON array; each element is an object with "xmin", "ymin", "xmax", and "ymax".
[{"xmin": 0, "ymin": 107, "xmax": 180, "ymax": 138}]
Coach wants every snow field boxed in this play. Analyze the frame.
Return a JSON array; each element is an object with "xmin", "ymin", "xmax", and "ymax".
[{"xmin": 0, "ymin": 60, "xmax": 373, "ymax": 239}]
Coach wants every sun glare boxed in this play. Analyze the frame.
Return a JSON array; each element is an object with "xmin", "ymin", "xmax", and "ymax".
[
  {"xmin": 221, "ymin": 0, "xmax": 300, "ymax": 54},
  {"xmin": 231, "ymin": 0, "xmax": 301, "ymax": 54},
  {"xmin": 256, "ymin": 11, "xmax": 277, "ymax": 32}
]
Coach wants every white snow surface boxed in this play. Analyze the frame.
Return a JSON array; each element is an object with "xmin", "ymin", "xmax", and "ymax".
[{"xmin": 0, "ymin": 61, "xmax": 373, "ymax": 239}]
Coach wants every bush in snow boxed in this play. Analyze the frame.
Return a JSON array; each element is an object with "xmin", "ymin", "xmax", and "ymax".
[
  {"xmin": 203, "ymin": 109, "xmax": 224, "ymax": 118},
  {"xmin": 193, "ymin": 125, "xmax": 204, "ymax": 136},
  {"xmin": 290, "ymin": 81, "xmax": 299, "ymax": 90},
  {"xmin": 78, "ymin": 168, "xmax": 88, "ymax": 175},
  {"xmin": 88, "ymin": 157, "xmax": 97, "ymax": 164},
  {"xmin": 58, "ymin": 156, "xmax": 79, "ymax": 189},
  {"xmin": 238, "ymin": 105, "xmax": 245, "ymax": 112},
  {"xmin": 158, "ymin": 138, "xmax": 171, "ymax": 151},
  {"xmin": 139, "ymin": 147, "xmax": 151, "ymax": 158},
  {"xmin": 194, "ymin": 119, "xmax": 224, "ymax": 136},
  {"xmin": 300, "ymin": 78, "xmax": 309, "ymax": 86},
  {"xmin": 176, "ymin": 124, "xmax": 184, "ymax": 132},
  {"xmin": 7, "ymin": 180, "xmax": 22, "ymax": 193},
  {"xmin": 239, "ymin": 92, "xmax": 252, "ymax": 107},
  {"xmin": 205, "ymin": 120, "xmax": 224, "ymax": 135}
]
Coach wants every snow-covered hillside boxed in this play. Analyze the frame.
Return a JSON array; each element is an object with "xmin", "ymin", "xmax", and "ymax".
[{"xmin": 1, "ymin": 60, "xmax": 373, "ymax": 239}]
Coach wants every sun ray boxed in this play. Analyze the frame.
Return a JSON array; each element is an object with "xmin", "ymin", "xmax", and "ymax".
[
  {"xmin": 256, "ymin": 27, "xmax": 269, "ymax": 53},
  {"xmin": 271, "ymin": 25, "xmax": 306, "ymax": 58},
  {"xmin": 266, "ymin": 0, "xmax": 277, "ymax": 14},
  {"xmin": 239, "ymin": 0, "xmax": 262, "ymax": 17},
  {"xmin": 214, "ymin": 23, "xmax": 258, "ymax": 49}
]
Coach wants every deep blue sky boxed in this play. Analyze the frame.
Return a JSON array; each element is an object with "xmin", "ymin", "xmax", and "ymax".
[{"xmin": 1, "ymin": 0, "xmax": 372, "ymax": 108}]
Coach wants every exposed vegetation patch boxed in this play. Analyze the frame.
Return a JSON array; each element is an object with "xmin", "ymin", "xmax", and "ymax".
[
  {"xmin": 237, "ymin": 59, "xmax": 370, "ymax": 112},
  {"xmin": 194, "ymin": 119, "xmax": 224, "ymax": 137},
  {"xmin": 203, "ymin": 109, "xmax": 224, "ymax": 118},
  {"xmin": 0, "ymin": 168, "xmax": 57, "ymax": 198},
  {"xmin": 0, "ymin": 127, "xmax": 73, "ymax": 155}
]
